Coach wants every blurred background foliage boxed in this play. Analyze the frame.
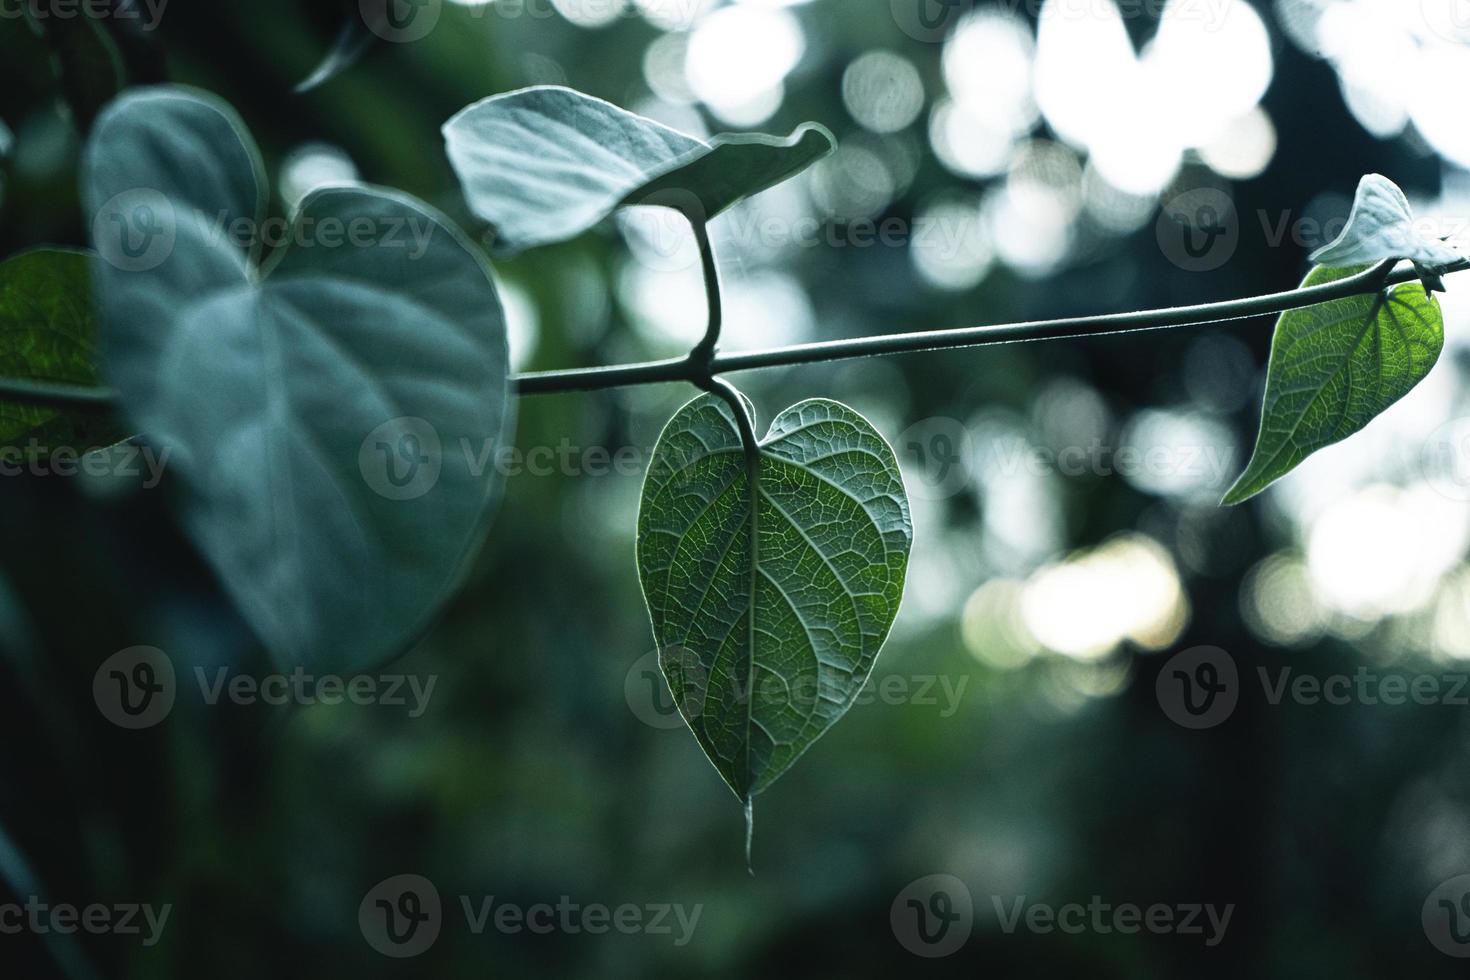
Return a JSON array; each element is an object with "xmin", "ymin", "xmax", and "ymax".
[{"xmin": 5, "ymin": 0, "xmax": 1470, "ymax": 976}]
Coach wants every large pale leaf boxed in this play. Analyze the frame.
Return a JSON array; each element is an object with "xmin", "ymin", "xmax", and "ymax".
[
  {"xmin": 637, "ymin": 395, "xmax": 912, "ymax": 800},
  {"xmin": 84, "ymin": 86, "xmax": 511, "ymax": 673},
  {"xmin": 443, "ymin": 85, "xmax": 834, "ymax": 254},
  {"xmin": 1223, "ymin": 264, "xmax": 1443, "ymax": 504},
  {"xmin": 1310, "ymin": 174, "xmax": 1461, "ymax": 269},
  {"xmin": 0, "ymin": 248, "xmax": 118, "ymax": 450}
]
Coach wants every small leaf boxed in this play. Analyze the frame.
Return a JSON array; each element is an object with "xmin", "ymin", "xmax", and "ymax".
[
  {"xmin": 296, "ymin": 15, "xmax": 378, "ymax": 94},
  {"xmin": 637, "ymin": 395, "xmax": 912, "ymax": 799},
  {"xmin": 443, "ymin": 85, "xmax": 834, "ymax": 254},
  {"xmin": 1310, "ymin": 174, "xmax": 1461, "ymax": 270},
  {"xmin": 0, "ymin": 248, "xmax": 119, "ymax": 451},
  {"xmin": 1223, "ymin": 264, "xmax": 1443, "ymax": 505},
  {"xmin": 84, "ymin": 86, "xmax": 512, "ymax": 673}
]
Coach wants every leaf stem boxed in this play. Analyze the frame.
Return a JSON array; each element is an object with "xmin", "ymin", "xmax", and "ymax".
[
  {"xmin": 6, "ymin": 259, "xmax": 1463, "ymax": 409},
  {"xmin": 0, "ymin": 378, "xmax": 121, "ymax": 412},
  {"xmin": 687, "ymin": 215, "xmax": 723, "ymax": 367},
  {"xmin": 698, "ymin": 374, "xmax": 761, "ymax": 873},
  {"xmin": 515, "ymin": 258, "xmax": 1454, "ymax": 394}
]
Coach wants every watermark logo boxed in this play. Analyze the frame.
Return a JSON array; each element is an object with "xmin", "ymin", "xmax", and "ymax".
[
  {"xmin": 891, "ymin": 874, "xmax": 973, "ymax": 958},
  {"xmin": 360, "ymin": 876, "xmax": 701, "ymax": 954},
  {"xmin": 92, "ymin": 189, "xmax": 176, "ymax": 272},
  {"xmin": 0, "ymin": 440, "xmax": 170, "ymax": 485},
  {"xmin": 898, "ymin": 416, "xmax": 973, "ymax": 502},
  {"xmin": 625, "ymin": 649, "xmax": 971, "ymax": 729},
  {"xmin": 361, "ymin": 0, "xmax": 441, "ymax": 42},
  {"xmin": 360, "ymin": 417, "xmax": 442, "ymax": 500},
  {"xmin": 993, "ymin": 895, "xmax": 1232, "ymax": 945},
  {"xmin": 891, "ymin": 0, "xmax": 970, "ymax": 42},
  {"xmin": 624, "ymin": 647, "xmax": 705, "ymax": 730},
  {"xmin": 1424, "ymin": 874, "xmax": 1470, "ymax": 957},
  {"xmin": 1157, "ymin": 188, "xmax": 1238, "ymax": 273},
  {"xmin": 360, "ymin": 874, "xmax": 442, "ymax": 958},
  {"xmin": 621, "ymin": 188, "xmax": 709, "ymax": 274},
  {"xmin": 620, "ymin": 207, "xmax": 701, "ymax": 274},
  {"xmin": 0, "ymin": 897, "xmax": 171, "ymax": 946},
  {"xmin": 1157, "ymin": 649, "xmax": 1470, "ymax": 729},
  {"xmin": 1422, "ymin": 417, "xmax": 1470, "ymax": 502},
  {"xmin": 1155, "ymin": 645, "xmax": 1238, "ymax": 730},
  {"xmin": 0, "ymin": 0, "xmax": 169, "ymax": 31},
  {"xmin": 93, "ymin": 646, "xmax": 176, "ymax": 729},
  {"xmin": 1422, "ymin": 0, "xmax": 1470, "ymax": 43},
  {"xmin": 95, "ymin": 648, "xmax": 437, "ymax": 726}
]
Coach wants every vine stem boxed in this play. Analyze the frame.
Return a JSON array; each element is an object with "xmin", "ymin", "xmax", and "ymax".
[
  {"xmin": 517, "ymin": 256, "xmax": 1444, "ymax": 395},
  {"xmin": 1, "ymin": 258, "xmax": 1459, "ymax": 411}
]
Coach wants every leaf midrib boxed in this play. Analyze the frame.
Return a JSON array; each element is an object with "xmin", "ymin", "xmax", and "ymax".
[{"xmin": 1245, "ymin": 289, "xmax": 1406, "ymax": 492}]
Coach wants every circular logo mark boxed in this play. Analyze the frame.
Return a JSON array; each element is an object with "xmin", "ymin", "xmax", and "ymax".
[
  {"xmin": 619, "ymin": 188, "xmax": 708, "ymax": 274},
  {"xmin": 624, "ymin": 647, "xmax": 709, "ymax": 729},
  {"xmin": 92, "ymin": 189, "xmax": 177, "ymax": 272},
  {"xmin": 93, "ymin": 646, "xmax": 176, "ymax": 729},
  {"xmin": 897, "ymin": 416, "xmax": 973, "ymax": 501},
  {"xmin": 1423, "ymin": 874, "xmax": 1470, "ymax": 957},
  {"xmin": 890, "ymin": 0, "xmax": 970, "ymax": 42},
  {"xmin": 1422, "ymin": 418, "xmax": 1470, "ymax": 502},
  {"xmin": 890, "ymin": 873, "xmax": 973, "ymax": 958},
  {"xmin": 1422, "ymin": 0, "xmax": 1470, "ymax": 43},
  {"xmin": 618, "ymin": 209, "xmax": 703, "ymax": 274},
  {"xmin": 359, "ymin": 417, "xmax": 442, "ymax": 501},
  {"xmin": 360, "ymin": 0, "xmax": 442, "ymax": 43},
  {"xmin": 360, "ymin": 874, "xmax": 442, "ymax": 958},
  {"xmin": 1155, "ymin": 645, "xmax": 1238, "ymax": 730},
  {"xmin": 1156, "ymin": 188, "xmax": 1238, "ymax": 273}
]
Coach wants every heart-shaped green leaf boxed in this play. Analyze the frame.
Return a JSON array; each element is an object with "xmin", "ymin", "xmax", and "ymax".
[
  {"xmin": 1223, "ymin": 264, "xmax": 1443, "ymax": 504},
  {"xmin": 637, "ymin": 394, "xmax": 912, "ymax": 800},
  {"xmin": 0, "ymin": 248, "xmax": 119, "ymax": 450},
  {"xmin": 84, "ymin": 86, "xmax": 512, "ymax": 673},
  {"xmin": 443, "ymin": 85, "xmax": 834, "ymax": 254},
  {"xmin": 1310, "ymin": 174, "xmax": 1461, "ymax": 270}
]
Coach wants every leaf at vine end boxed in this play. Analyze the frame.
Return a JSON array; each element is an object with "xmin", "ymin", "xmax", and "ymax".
[
  {"xmin": 637, "ymin": 395, "xmax": 912, "ymax": 800},
  {"xmin": 295, "ymin": 15, "xmax": 378, "ymax": 94},
  {"xmin": 84, "ymin": 86, "xmax": 512, "ymax": 674},
  {"xmin": 442, "ymin": 85, "xmax": 834, "ymax": 254},
  {"xmin": 0, "ymin": 248, "xmax": 120, "ymax": 451},
  {"xmin": 1222, "ymin": 264, "xmax": 1443, "ymax": 505},
  {"xmin": 1309, "ymin": 174, "xmax": 1461, "ymax": 270}
]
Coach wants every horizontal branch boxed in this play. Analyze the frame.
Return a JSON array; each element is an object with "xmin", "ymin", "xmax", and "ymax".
[
  {"xmin": 3, "ymin": 259, "xmax": 1460, "ymax": 409},
  {"xmin": 521, "ymin": 258, "xmax": 1450, "ymax": 393}
]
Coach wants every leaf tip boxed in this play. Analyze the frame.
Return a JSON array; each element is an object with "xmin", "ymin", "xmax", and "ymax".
[
  {"xmin": 1218, "ymin": 484, "xmax": 1252, "ymax": 508},
  {"xmin": 744, "ymin": 795, "xmax": 755, "ymax": 876}
]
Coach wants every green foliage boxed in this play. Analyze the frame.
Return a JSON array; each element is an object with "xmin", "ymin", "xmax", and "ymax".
[
  {"xmin": 82, "ymin": 86, "xmax": 511, "ymax": 673},
  {"xmin": 4, "ymin": 68, "xmax": 1464, "ymax": 842},
  {"xmin": 1223, "ymin": 264, "xmax": 1443, "ymax": 504},
  {"xmin": 0, "ymin": 248, "xmax": 117, "ymax": 450},
  {"xmin": 637, "ymin": 394, "xmax": 911, "ymax": 799},
  {"xmin": 443, "ymin": 85, "xmax": 833, "ymax": 254}
]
